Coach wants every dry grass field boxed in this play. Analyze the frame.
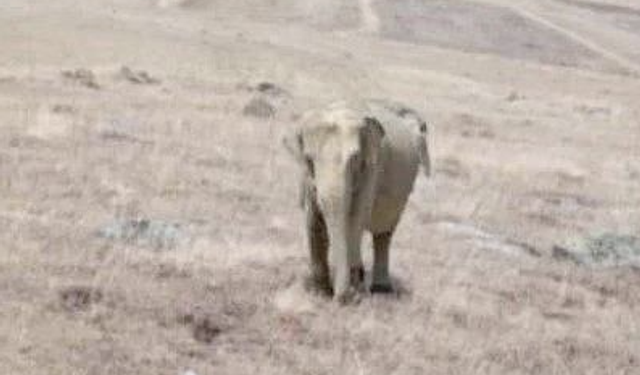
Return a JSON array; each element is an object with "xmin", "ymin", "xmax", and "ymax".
[{"xmin": 1, "ymin": 0, "xmax": 639, "ymax": 374}]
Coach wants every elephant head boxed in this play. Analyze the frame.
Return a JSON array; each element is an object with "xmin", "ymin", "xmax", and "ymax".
[{"xmin": 284, "ymin": 110, "xmax": 386, "ymax": 302}]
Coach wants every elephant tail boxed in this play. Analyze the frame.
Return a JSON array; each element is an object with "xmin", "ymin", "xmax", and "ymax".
[
  {"xmin": 299, "ymin": 180, "xmax": 307, "ymax": 209},
  {"xmin": 417, "ymin": 121, "xmax": 431, "ymax": 177}
]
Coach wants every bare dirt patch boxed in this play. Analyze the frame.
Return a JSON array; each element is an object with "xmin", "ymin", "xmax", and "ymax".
[{"xmin": 374, "ymin": 0, "xmax": 611, "ymax": 69}]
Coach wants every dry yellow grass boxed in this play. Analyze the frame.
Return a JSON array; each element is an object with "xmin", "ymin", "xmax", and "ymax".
[{"xmin": 1, "ymin": 0, "xmax": 639, "ymax": 374}]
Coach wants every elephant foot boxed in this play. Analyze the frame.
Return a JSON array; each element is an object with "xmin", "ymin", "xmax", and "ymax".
[
  {"xmin": 370, "ymin": 282, "xmax": 394, "ymax": 294},
  {"xmin": 303, "ymin": 274, "xmax": 332, "ymax": 297},
  {"xmin": 350, "ymin": 266, "xmax": 365, "ymax": 285},
  {"xmin": 335, "ymin": 287, "xmax": 362, "ymax": 305}
]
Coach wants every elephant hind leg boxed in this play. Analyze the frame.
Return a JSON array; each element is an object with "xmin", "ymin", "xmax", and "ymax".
[
  {"xmin": 305, "ymin": 201, "xmax": 332, "ymax": 295},
  {"xmin": 371, "ymin": 230, "xmax": 395, "ymax": 294},
  {"xmin": 348, "ymin": 238, "xmax": 365, "ymax": 288},
  {"xmin": 350, "ymin": 265, "xmax": 365, "ymax": 291}
]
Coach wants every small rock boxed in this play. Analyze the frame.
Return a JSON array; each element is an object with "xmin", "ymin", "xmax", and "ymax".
[
  {"xmin": 242, "ymin": 97, "xmax": 276, "ymax": 119},
  {"xmin": 554, "ymin": 233, "xmax": 640, "ymax": 268},
  {"xmin": 506, "ymin": 91, "xmax": 524, "ymax": 102},
  {"xmin": 51, "ymin": 104, "xmax": 77, "ymax": 114},
  {"xmin": 96, "ymin": 117, "xmax": 149, "ymax": 144},
  {"xmin": 61, "ymin": 69, "xmax": 100, "ymax": 89},
  {"xmin": 552, "ymin": 245, "xmax": 579, "ymax": 263},
  {"xmin": 118, "ymin": 66, "xmax": 160, "ymax": 85},
  {"xmin": 255, "ymin": 82, "xmax": 289, "ymax": 97},
  {"xmin": 97, "ymin": 218, "xmax": 186, "ymax": 250},
  {"xmin": 574, "ymin": 104, "xmax": 611, "ymax": 117},
  {"xmin": 192, "ymin": 316, "xmax": 222, "ymax": 344}
]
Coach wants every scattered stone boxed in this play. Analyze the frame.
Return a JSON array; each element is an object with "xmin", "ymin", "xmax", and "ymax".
[
  {"xmin": 192, "ymin": 317, "xmax": 222, "ymax": 344},
  {"xmin": 254, "ymin": 82, "xmax": 290, "ymax": 97},
  {"xmin": 99, "ymin": 130, "xmax": 145, "ymax": 144},
  {"xmin": 554, "ymin": 233, "xmax": 640, "ymax": 268},
  {"xmin": 51, "ymin": 104, "xmax": 77, "ymax": 114},
  {"xmin": 177, "ymin": 313, "xmax": 223, "ymax": 344},
  {"xmin": 574, "ymin": 104, "xmax": 611, "ymax": 117},
  {"xmin": 238, "ymin": 81, "xmax": 292, "ymax": 119},
  {"xmin": 97, "ymin": 218, "xmax": 187, "ymax": 250},
  {"xmin": 556, "ymin": 168, "xmax": 586, "ymax": 186},
  {"xmin": 552, "ymin": 245, "xmax": 579, "ymax": 262},
  {"xmin": 506, "ymin": 91, "xmax": 524, "ymax": 102},
  {"xmin": 118, "ymin": 66, "xmax": 160, "ymax": 85},
  {"xmin": 242, "ymin": 97, "xmax": 276, "ymax": 119},
  {"xmin": 511, "ymin": 240, "xmax": 543, "ymax": 257},
  {"xmin": 59, "ymin": 286, "xmax": 103, "ymax": 312},
  {"xmin": 61, "ymin": 69, "xmax": 100, "ymax": 89},
  {"xmin": 460, "ymin": 128, "xmax": 495, "ymax": 139},
  {"xmin": 96, "ymin": 117, "xmax": 150, "ymax": 144}
]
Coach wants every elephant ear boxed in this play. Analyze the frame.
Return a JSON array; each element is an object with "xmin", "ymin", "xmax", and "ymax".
[
  {"xmin": 360, "ymin": 116, "xmax": 385, "ymax": 164},
  {"xmin": 363, "ymin": 116, "xmax": 385, "ymax": 140},
  {"xmin": 282, "ymin": 128, "xmax": 304, "ymax": 164},
  {"xmin": 283, "ymin": 109, "xmax": 319, "ymax": 164},
  {"xmin": 417, "ymin": 120, "xmax": 431, "ymax": 177},
  {"xmin": 282, "ymin": 129, "xmax": 309, "ymax": 208}
]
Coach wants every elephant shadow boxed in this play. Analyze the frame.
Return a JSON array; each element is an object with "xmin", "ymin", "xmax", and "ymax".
[{"xmin": 366, "ymin": 273, "xmax": 412, "ymax": 300}]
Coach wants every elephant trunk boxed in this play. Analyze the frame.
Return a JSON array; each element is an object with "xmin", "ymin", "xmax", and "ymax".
[
  {"xmin": 318, "ymin": 169, "xmax": 362, "ymax": 302},
  {"xmin": 417, "ymin": 126, "xmax": 431, "ymax": 177},
  {"xmin": 326, "ymin": 211, "xmax": 350, "ymax": 302}
]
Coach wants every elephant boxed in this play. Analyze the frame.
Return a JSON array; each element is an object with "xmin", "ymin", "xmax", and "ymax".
[{"xmin": 284, "ymin": 99, "xmax": 431, "ymax": 303}]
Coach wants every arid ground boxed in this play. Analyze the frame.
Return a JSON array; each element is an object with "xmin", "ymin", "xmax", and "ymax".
[{"xmin": 1, "ymin": 0, "xmax": 639, "ymax": 374}]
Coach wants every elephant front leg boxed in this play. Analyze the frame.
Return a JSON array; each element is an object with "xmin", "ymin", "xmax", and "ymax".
[
  {"xmin": 348, "ymin": 236, "xmax": 365, "ymax": 289},
  {"xmin": 305, "ymin": 202, "xmax": 331, "ymax": 295},
  {"xmin": 329, "ymin": 224, "xmax": 359, "ymax": 304},
  {"xmin": 371, "ymin": 231, "xmax": 395, "ymax": 293}
]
